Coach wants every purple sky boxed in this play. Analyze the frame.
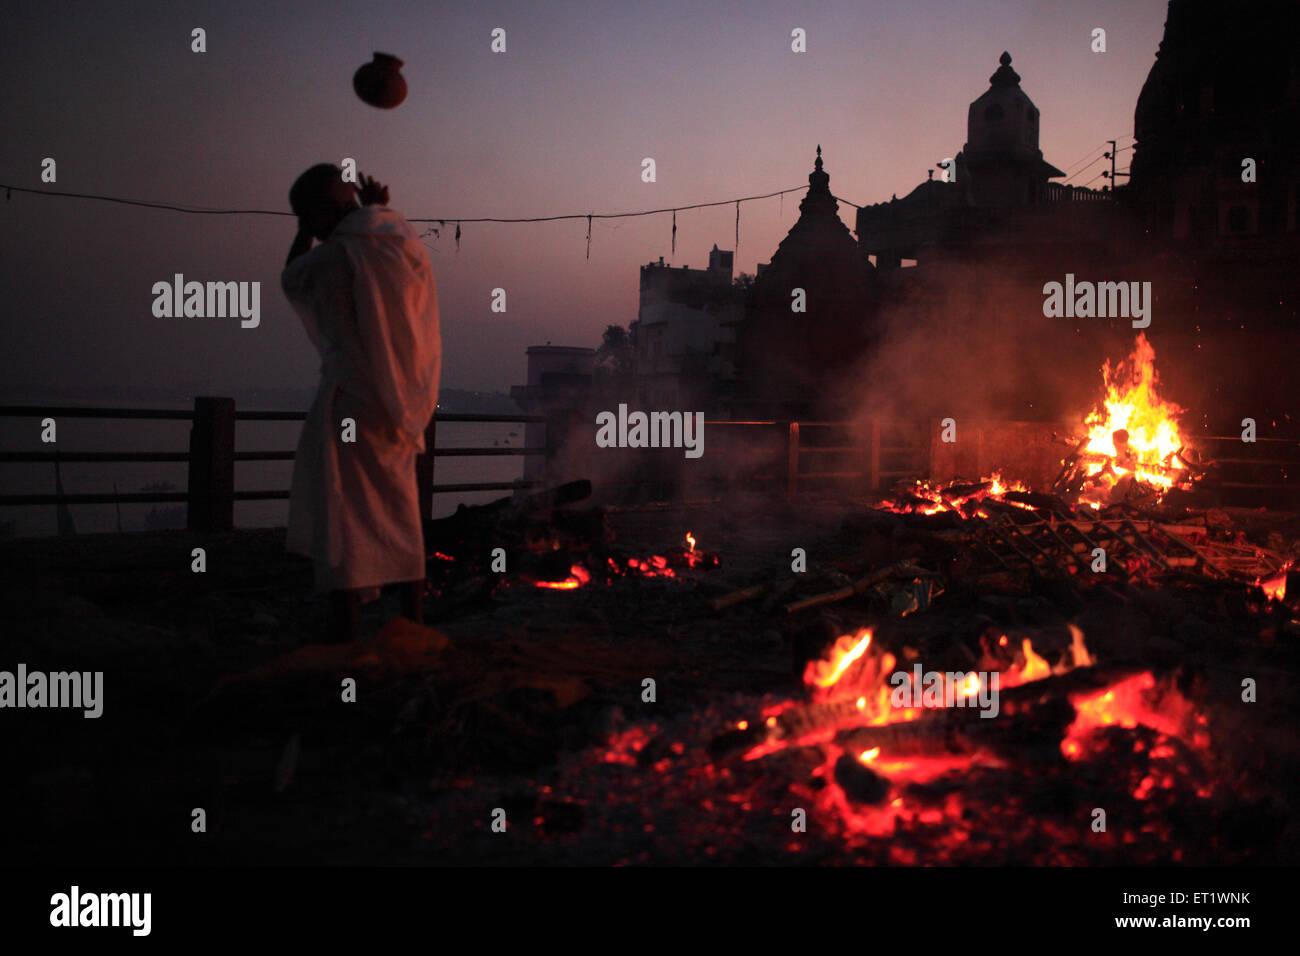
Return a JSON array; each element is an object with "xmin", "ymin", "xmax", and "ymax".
[{"xmin": 0, "ymin": 0, "xmax": 1169, "ymax": 396}]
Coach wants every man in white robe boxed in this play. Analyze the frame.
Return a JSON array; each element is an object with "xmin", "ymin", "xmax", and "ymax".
[{"xmin": 281, "ymin": 164, "xmax": 441, "ymax": 641}]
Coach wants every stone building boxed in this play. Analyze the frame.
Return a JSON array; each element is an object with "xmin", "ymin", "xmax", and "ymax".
[{"xmin": 629, "ymin": 245, "xmax": 741, "ymax": 413}]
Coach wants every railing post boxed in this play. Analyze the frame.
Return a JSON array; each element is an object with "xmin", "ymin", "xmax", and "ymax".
[
  {"xmin": 188, "ymin": 396, "xmax": 235, "ymax": 532},
  {"xmin": 787, "ymin": 421, "xmax": 800, "ymax": 497},
  {"xmin": 416, "ymin": 414, "xmax": 437, "ymax": 521},
  {"xmin": 858, "ymin": 418, "xmax": 881, "ymax": 493}
]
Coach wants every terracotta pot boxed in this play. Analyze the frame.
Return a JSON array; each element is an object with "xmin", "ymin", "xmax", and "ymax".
[{"xmin": 353, "ymin": 52, "xmax": 407, "ymax": 109}]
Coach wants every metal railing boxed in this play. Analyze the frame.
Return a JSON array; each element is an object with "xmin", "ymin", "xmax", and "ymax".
[
  {"xmin": 785, "ymin": 420, "xmax": 929, "ymax": 495},
  {"xmin": 5, "ymin": 402, "xmax": 1290, "ymax": 528},
  {"xmin": 0, "ymin": 399, "xmax": 549, "ymax": 531},
  {"xmin": 1044, "ymin": 182, "xmax": 1110, "ymax": 202}
]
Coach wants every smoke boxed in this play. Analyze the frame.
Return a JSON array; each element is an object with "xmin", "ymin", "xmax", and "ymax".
[
  {"xmin": 533, "ymin": 234, "xmax": 1300, "ymax": 505},
  {"xmin": 543, "ymin": 406, "xmax": 791, "ymax": 507},
  {"xmin": 835, "ymin": 237, "xmax": 1230, "ymax": 437}
]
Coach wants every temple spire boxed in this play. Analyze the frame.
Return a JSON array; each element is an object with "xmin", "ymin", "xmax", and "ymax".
[
  {"xmin": 990, "ymin": 51, "xmax": 1021, "ymax": 86},
  {"xmin": 808, "ymin": 144, "xmax": 830, "ymax": 194}
]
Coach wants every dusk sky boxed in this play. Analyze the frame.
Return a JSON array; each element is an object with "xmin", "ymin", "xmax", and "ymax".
[{"xmin": 1, "ymin": 0, "xmax": 1169, "ymax": 397}]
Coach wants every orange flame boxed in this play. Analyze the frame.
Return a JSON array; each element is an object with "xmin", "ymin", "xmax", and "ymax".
[
  {"xmin": 805, "ymin": 630, "xmax": 873, "ymax": 690},
  {"xmin": 878, "ymin": 471, "xmax": 1032, "ymax": 516},
  {"xmin": 1080, "ymin": 333, "xmax": 1186, "ymax": 502},
  {"xmin": 1019, "ymin": 639, "xmax": 1052, "ymax": 683},
  {"xmin": 741, "ymin": 622, "xmax": 1210, "ymax": 841}
]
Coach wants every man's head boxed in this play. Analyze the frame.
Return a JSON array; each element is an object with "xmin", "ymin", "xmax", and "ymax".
[{"xmin": 289, "ymin": 164, "xmax": 359, "ymax": 241}]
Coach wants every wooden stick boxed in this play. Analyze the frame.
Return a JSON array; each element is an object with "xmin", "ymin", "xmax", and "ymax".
[
  {"xmin": 782, "ymin": 562, "xmax": 929, "ymax": 614},
  {"xmin": 711, "ymin": 582, "xmax": 768, "ymax": 611}
]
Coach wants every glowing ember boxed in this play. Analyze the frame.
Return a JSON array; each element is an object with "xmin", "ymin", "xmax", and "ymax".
[
  {"xmin": 880, "ymin": 472, "xmax": 1032, "ymax": 516},
  {"xmin": 738, "ymin": 622, "xmax": 1210, "ymax": 839},
  {"xmin": 1062, "ymin": 671, "xmax": 1206, "ymax": 759},
  {"xmin": 534, "ymin": 563, "xmax": 592, "ymax": 589},
  {"xmin": 1256, "ymin": 569, "xmax": 1288, "ymax": 602}
]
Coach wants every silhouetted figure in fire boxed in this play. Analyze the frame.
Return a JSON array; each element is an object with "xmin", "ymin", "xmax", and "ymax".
[{"xmin": 282, "ymin": 164, "xmax": 441, "ymax": 642}]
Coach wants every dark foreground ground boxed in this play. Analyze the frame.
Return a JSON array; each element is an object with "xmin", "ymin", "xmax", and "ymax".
[{"xmin": 2, "ymin": 495, "xmax": 1299, "ymax": 865}]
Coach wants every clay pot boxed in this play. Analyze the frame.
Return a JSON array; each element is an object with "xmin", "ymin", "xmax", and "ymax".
[{"xmin": 353, "ymin": 52, "xmax": 407, "ymax": 109}]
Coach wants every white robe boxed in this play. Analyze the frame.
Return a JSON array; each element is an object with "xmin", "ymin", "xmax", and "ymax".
[{"xmin": 281, "ymin": 206, "xmax": 441, "ymax": 595}]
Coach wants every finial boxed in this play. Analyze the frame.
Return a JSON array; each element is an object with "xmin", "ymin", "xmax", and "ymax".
[
  {"xmin": 990, "ymin": 51, "xmax": 1021, "ymax": 86},
  {"xmin": 806, "ymin": 144, "xmax": 830, "ymax": 197}
]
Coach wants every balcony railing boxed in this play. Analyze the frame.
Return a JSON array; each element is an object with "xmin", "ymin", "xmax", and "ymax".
[{"xmin": 0, "ymin": 399, "xmax": 549, "ymax": 531}]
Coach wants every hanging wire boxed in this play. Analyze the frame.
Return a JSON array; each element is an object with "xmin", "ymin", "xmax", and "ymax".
[
  {"xmin": 454, "ymin": 221, "xmax": 461, "ymax": 252},
  {"xmin": 734, "ymin": 201, "xmax": 739, "ymax": 250},
  {"xmin": 1063, "ymin": 155, "xmax": 1107, "ymax": 184},
  {"xmin": 1059, "ymin": 135, "xmax": 1133, "ymax": 178},
  {"xmin": 586, "ymin": 214, "xmax": 592, "ymax": 259},
  {"xmin": 671, "ymin": 209, "xmax": 677, "ymax": 255},
  {"xmin": 0, "ymin": 182, "xmax": 807, "ymax": 225},
  {"xmin": 0, "ymin": 184, "xmax": 280, "ymax": 215},
  {"xmin": 1060, "ymin": 145, "xmax": 1108, "ymax": 177}
]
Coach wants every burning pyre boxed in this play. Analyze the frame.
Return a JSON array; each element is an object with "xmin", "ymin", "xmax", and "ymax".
[
  {"xmin": 1069, "ymin": 332, "xmax": 1195, "ymax": 508},
  {"xmin": 881, "ymin": 334, "xmax": 1199, "ymax": 517}
]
